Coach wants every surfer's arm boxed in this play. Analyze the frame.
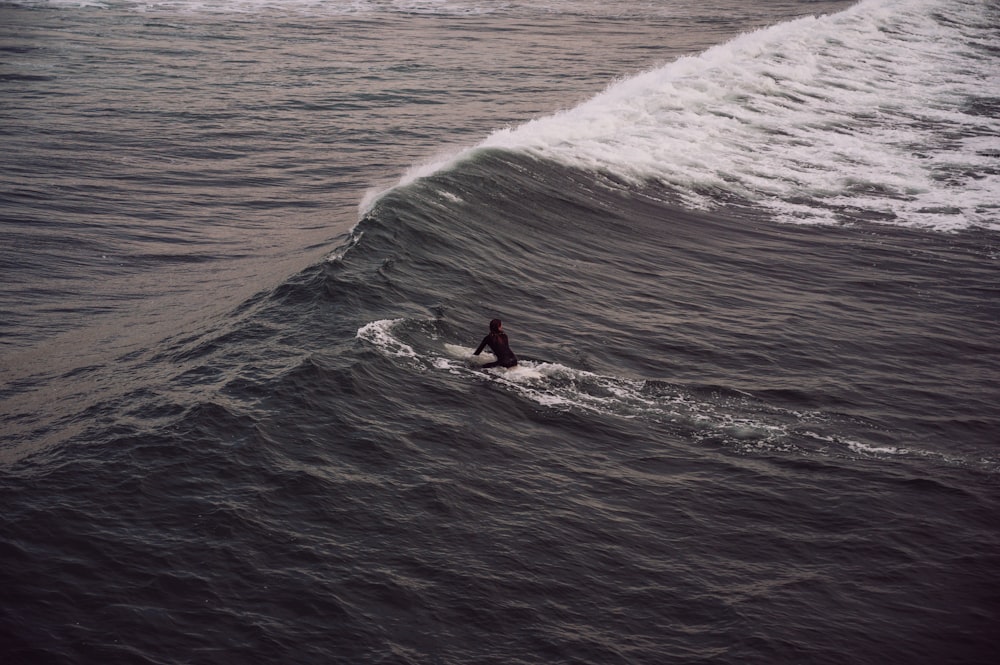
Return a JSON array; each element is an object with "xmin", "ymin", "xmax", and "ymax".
[{"xmin": 474, "ymin": 336, "xmax": 489, "ymax": 356}]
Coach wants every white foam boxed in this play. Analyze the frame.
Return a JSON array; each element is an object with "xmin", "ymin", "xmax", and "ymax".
[
  {"xmin": 361, "ymin": 320, "xmax": 769, "ymax": 437},
  {"xmin": 356, "ymin": 319, "xmax": 417, "ymax": 358},
  {"xmin": 477, "ymin": 0, "xmax": 1000, "ymax": 230},
  {"xmin": 356, "ymin": 319, "xmax": 1000, "ymax": 471},
  {"xmin": 355, "ymin": 0, "xmax": 996, "ymax": 231},
  {"xmin": 847, "ymin": 440, "xmax": 909, "ymax": 456}
]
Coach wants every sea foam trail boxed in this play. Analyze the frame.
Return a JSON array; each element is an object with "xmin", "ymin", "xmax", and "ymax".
[
  {"xmin": 378, "ymin": 0, "xmax": 999, "ymax": 231},
  {"xmin": 356, "ymin": 320, "xmax": 999, "ymax": 470}
]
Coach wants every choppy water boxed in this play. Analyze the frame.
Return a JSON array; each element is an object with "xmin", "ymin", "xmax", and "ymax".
[{"xmin": 2, "ymin": 0, "xmax": 999, "ymax": 663}]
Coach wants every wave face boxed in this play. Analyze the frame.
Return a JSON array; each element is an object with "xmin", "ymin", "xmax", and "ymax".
[
  {"xmin": 397, "ymin": 0, "xmax": 998, "ymax": 231},
  {"xmin": 350, "ymin": 146, "xmax": 1000, "ymax": 463}
]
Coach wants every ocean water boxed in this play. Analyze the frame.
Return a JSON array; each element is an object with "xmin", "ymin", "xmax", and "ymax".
[{"xmin": 1, "ymin": 0, "xmax": 999, "ymax": 663}]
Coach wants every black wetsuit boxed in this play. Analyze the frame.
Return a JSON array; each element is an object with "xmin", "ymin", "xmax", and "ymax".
[{"xmin": 474, "ymin": 332, "xmax": 518, "ymax": 368}]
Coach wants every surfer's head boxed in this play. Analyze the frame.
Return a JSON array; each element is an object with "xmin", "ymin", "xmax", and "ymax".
[{"xmin": 489, "ymin": 318, "xmax": 502, "ymax": 333}]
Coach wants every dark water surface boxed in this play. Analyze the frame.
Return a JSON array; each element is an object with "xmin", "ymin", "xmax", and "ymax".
[{"xmin": 2, "ymin": 1, "xmax": 998, "ymax": 663}]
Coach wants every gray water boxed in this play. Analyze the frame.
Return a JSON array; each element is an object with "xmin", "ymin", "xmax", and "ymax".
[{"xmin": 2, "ymin": 1, "xmax": 998, "ymax": 663}]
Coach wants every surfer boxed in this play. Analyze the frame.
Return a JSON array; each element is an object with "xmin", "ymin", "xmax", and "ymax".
[{"xmin": 474, "ymin": 318, "xmax": 518, "ymax": 369}]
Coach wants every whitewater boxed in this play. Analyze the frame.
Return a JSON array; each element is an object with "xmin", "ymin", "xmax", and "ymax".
[{"xmin": 385, "ymin": 0, "xmax": 1000, "ymax": 230}]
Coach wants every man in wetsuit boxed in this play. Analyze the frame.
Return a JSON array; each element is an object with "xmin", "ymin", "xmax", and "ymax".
[{"xmin": 474, "ymin": 318, "xmax": 518, "ymax": 368}]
